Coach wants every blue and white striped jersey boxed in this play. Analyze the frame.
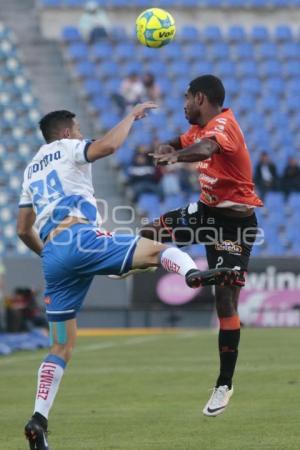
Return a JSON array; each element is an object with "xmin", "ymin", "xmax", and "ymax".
[{"xmin": 19, "ymin": 139, "xmax": 101, "ymax": 240}]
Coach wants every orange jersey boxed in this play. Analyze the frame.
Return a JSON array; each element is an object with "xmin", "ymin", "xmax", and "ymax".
[{"xmin": 180, "ymin": 109, "xmax": 263, "ymax": 209}]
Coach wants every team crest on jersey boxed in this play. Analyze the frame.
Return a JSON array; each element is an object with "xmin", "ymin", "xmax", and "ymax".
[
  {"xmin": 215, "ymin": 240, "xmax": 242, "ymax": 254},
  {"xmin": 44, "ymin": 296, "xmax": 51, "ymax": 305}
]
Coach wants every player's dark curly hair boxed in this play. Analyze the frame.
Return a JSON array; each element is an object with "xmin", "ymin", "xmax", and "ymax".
[
  {"xmin": 39, "ymin": 110, "xmax": 76, "ymax": 143},
  {"xmin": 189, "ymin": 75, "xmax": 225, "ymax": 107}
]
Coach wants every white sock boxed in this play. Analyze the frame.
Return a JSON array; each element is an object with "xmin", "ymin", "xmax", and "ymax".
[
  {"xmin": 160, "ymin": 247, "xmax": 197, "ymax": 277},
  {"xmin": 34, "ymin": 355, "xmax": 66, "ymax": 419}
]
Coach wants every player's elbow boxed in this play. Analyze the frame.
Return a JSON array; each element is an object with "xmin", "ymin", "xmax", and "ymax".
[{"xmin": 16, "ymin": 220, "xmax": 31, "ymax": 239}]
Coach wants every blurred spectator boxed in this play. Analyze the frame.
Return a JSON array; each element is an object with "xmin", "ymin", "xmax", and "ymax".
[
  {"xmin": 79, "ymin": 1, "xmax": 111, "ymax": 44},
  {"xmin": 281, "ymin": 157, "xmax": 300, "ymax": 197},
  {"xmin": 127, "ymin": 147, "xmax": 162, "ymax": 201},
  {"xmin": 160, "ymin": 165, "xmax": 181, "ymax": 197},
  {"xmin": 113, "ymin": 72, "xmax": 145, "ymax": 115},
  {"xmin": 254, "ymin": 152, "xmax": 278, "ymax": 198},
  {"xmin": 179, "ymin": 164, "xmax": 199, "ymax": 196},
  {"xmin": 142, "ymin": 72, "xmax": 161, "ymax": 103},
  {"xmin": 5, "ymin": 288, "xmax": 48, "ymax": 333}
]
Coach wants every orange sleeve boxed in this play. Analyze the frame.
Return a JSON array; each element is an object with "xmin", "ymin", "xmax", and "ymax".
[
  {"xmin": 202, "ymin": 118, "xmax": 239, "ymax": 154},
  {"xmin": 179, "ymin": 126, "xmax": 198, "ymax": 148}
]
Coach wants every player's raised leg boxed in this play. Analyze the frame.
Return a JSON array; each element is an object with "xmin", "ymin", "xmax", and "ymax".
[
  {"xmin": 131, "ymin": 237, "xmax": 238, "ymax": 288},
  {"xmin": 25, "ymin": 318, "xmax": 77, "ymax": 449}
]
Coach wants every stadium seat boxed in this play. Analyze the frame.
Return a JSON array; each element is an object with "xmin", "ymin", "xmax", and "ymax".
[
  {"xmin": 137, "ymin": 194, "xmax": 161, "ymax": 220},
  {"xmin": 255, "ymin": 43, "xmax": 277, "ymax": 61},
  {"xmin": 226, "ymin": 25, "xmax": 246, "ymax": 43},
  {"xmin": 67, "ymin": 43, "xmax": 88, "ymax": 62},
  {"xmin": 236, "ymin": 61, "xmax": 258, "ymax": 78},
  {"xmin": 231, "ymin": 42, "xmax": 254, "ymax": 61},
  {"xmin": 259, "ymin": 60, "xmax": 282, "ymax": 79},
  {"xmin": 90, "ymin": 43, "xmax": 112, "ymax": 62},
  {"xmin": 283, "ymin": 61, "xmax": 300, "ymax": 78},
  {"xmin": 202, "ymin": 26, "xmax": 222, "ymax": 43},
  {"xmin": 264, "ymin": 192, "xmax": 285, "ymax": 209},
  {"xmin": 274, "ymin": 25, "xmax": 293, "ymax": 42},
  {"xmin": 62, "ymin": 26, "xmax": 81, "ymax": 43},
  {"xmin": 250, "ymin": 26, "xmax": 270, "ymax": 43},
  {"xmin": 179, "ymin": 25, "xmax": 199, "ymax": 42},
  {"xmin": 286, "ymin": 192, "xmax": 300, "ymax": 209},
  {"xmin": 280, "ymin": 42, "xmax": 300, "ymax": 60}
]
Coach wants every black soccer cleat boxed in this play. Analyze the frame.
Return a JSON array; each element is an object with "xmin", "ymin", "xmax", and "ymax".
[
  {"xmin": 25, "ymin": 415, "xmax": 50, "ymax": 450},
  {"xmin": 185, "ymin": 268, "xmax": 239, "ymax": 288}
]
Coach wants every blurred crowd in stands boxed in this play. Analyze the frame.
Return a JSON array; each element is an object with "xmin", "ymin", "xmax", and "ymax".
[{"xmin": 255, "ymin": 151, "xmax": 300, "ymax": 198}]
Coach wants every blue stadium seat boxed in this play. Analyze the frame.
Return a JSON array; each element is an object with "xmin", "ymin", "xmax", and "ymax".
[
  {"xmin": 283, "ymin": 61, "xmax": 300, "ymax": 78},
  {"xmin": 255, "ymin": 43, "xmax": 277, "ymax": 60},
  {"xmin": 114, "ymin": 144, "xmax": 135, "ymax": 168},
  {"xmin": 99, "ymin": 112, "xmax": 121, "ymax": 130},
  {"xmin": 97, "ymin": 61, "xmax": 119, "ymax": 78},
  {"xmin": 214, "ymin": 61, "xmax": 235, "ymax": 78},
  {"xmin": 74, "ymin": 61, "xmax": 96, "ymax": 79},
  {"xmin": 236, "ymin": 61, "xmax": 258, "ymax": 78},
  {"xmin": 113, "ymin": 43, "xmax": 136, "ymax": 61},
  {"xmin": 82, "ymin": 79, "xmax": 102, "ymax": 97},
  {"xmin": 202, "ymin": 26, "xmax": 222, "ymax": 43},
  {"xmin": 191, "ymin": 60, "xmax": 213, "ymax": 76},
  {"xmin": 158, "ymin": 43, "xmax": 183, "ymax": 61},
  {"xmin": 263, "ymin": 241, "xmax": 285, "ymax": 256},
  {"xmin": 240, "ymin": 78, "xmax": 261, "ymax": 96},
  {"xmin": 274, "ymin": 25, "xmax": 293, "ymax": 42},
  {"xmin": 137, "ymin": 194, "xmax": 161, "ymax": 220},
  {"xmin": 179, "ymin": 25, "xmax": 199, "ymax": 42},
  {"xmin": 90, "ymin": 42, "xmax": 112, "ymax": 62},
  {"xmin": 226, "ymin": 25, "xmax": 246, "ymax": 43},
  {"xmin": 67, "ymin": 43, "xmax": 88, "ymax": 61},
  {"xmin": 259, "ymin": 60, "xmax": 282, "ymax": 78},
  {"xmin": 286, "ymin": 192, "xmax": 300, "ymax": 209},
  {"xmin": 62, "ymin": 26, "xmax": 81, "ymax": 43},
  {"xmin": 209, "ymin": 43, "xmax": 230, "ymax": 61},
  {"xmin": 285, "ymin": 94, "xmax": 300, "ymax": 113},
  {"xmin": 259, "ymin": 96, "xmax": 279, "ymax": 113},
  {"xmin": 287, "ymin": 78, "xmax": 300, "ymax": 95},
  {"xmin": 280, "ymin": 42, "xmax": 300, "ymax": 60},
  {"xmin": 110, "ymin": 25, "xmax": 127, "ymax": 41},
  {"xmin": 263, "ymin": 78, "xmax": 285, "ymax": 95},
  {"xmin": 168, "ymin": 61, "xmax": 190, "ymax": 78},
  {"xmin": 264, "ymin": 192, "xmax": 285, "ymax": 209},
  {"xmin": 250, "ymin": 26, "xmax": 270, "ymax": 42},
  {"xmin": 231, "ymin": 42, "xmax": 254, "ymax": 61},
  {"xmin": 183, "ymin": 42, "xmax": 206, "ymax": 62}
]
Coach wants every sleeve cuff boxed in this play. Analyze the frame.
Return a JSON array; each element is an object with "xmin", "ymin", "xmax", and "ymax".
[
  {"xmin": 84, "ymin": 141, "xmax": 92, "ymax": 163},
  {"xmin": 19, "ymin": 203, "xmax": 33, "ymax": 208}
]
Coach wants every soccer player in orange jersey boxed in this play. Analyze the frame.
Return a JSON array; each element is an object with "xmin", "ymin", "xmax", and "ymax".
[{"xmin": 142, "ymin": 74, "xmax": 263, "ymax": 416}]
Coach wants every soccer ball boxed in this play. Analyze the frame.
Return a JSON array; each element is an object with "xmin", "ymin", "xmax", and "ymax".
[{"xmin": 136, "ymin": 8, "xmax": 176, "ymax": 48}]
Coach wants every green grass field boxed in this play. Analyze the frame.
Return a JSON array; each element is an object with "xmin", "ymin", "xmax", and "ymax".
[{"xmin": 1, "ymin": 328, "xmax": 300, "ymax": 450}]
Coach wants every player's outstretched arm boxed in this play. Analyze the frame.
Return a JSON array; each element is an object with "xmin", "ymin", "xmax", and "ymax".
[
  {"xmin": 17, "ymin": 207, "xmax": 43, "ymax": 256},
  {"xmin": 86, "ymin": 102, "xmax": 158, "ymax": 162},
  {"xmin": 152, "ymin": 138, "xmax": 220, "ymax": 165}
]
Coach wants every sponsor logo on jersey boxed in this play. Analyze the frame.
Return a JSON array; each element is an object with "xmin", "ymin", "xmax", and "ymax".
[{"xmin": 215, "ymin": 240, "xmax": 242, "ymax": 254}]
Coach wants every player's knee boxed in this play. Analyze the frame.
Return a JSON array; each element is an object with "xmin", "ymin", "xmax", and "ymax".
[{"xmin": 215, "ymin": 287, "xmax": 237, "ymax": 317}]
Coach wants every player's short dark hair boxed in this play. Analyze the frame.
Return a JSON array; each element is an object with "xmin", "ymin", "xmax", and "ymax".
[
  {"xmin": 39, "ymin": 110, "xmax": 76, "ymax": 143},
  {"xmin": 188, "ymin": 75, "xmax": 225, "ymax": 107}
]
